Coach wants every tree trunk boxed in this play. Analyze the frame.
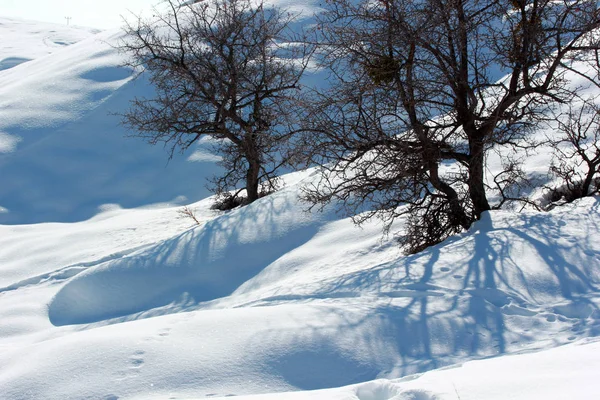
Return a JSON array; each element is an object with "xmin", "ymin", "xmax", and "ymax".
[
  {"xmin": 468, "ymin": 137, "xmax": 491, "ymax": 219},
  {"xmin": 244, "ymin": 131, "xmax": 261, "ymax": 204},
  {"xmin": 426, "ymin": 148, "xmax": 472, "ymax": 230},
  {"xmin": 245, "ymin": 158, "xmax": 260, "ymax": 203}
]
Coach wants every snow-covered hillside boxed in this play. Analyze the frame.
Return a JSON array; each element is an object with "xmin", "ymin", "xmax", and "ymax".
[
  {"xmin": 0, "ymin": 10, "xmax": 599, "ymax": 400},
  {"xmin": 1, "ymin": 166, "xmax": 599, "ymax": 399},
  {"xmin": 0, "ymin": 17, "xmax": 99, "ymax": 71},
  {"xmin": 0, "ymin": 20, "xmax": 223, "ymax": 224},
  {"xmin": 207, "ymin": 338, "xmax": 600, "ymax": 400}
]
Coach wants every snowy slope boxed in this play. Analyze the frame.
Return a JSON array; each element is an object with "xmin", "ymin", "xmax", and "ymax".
[
  {"xmin": 0, "ymin": 9, "xmax": 599, "ymax": 400},
  {"xmin": 0, "ymin": 16, "xmax": 99, "ymax": 71},
  {"xmin": 204, "ymin": 338, "xmax": 600, "ymax": 400},
  {"xmin": 1, "ymin": 167, "xmax": 599, "ymax": 399},
  {"xmin": 0, "ymin": 21, "xmax": 223, "ymax": 224},
  {"xmin": 0, "ymin": 2, "xmax": 324, "ymax": 224}
]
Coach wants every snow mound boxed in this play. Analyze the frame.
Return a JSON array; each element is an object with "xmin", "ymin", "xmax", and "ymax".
[
  {"xmin": 201, "ymin": 338, "xmax": 600, "ymax": 400},
  {"xmin": 49, "ymin": 181, "xmax": 333, "ymax": 325},
  {"xmin": 38, "ymin": 185, "xmax": 600, "ymax": 397},
  {"xmin": 2, "ymin": 187, "xmax": 600, "ymax": 399},
  {"xmin": 6, "ymin": 303, "xmax": 401, "ymax": 398}
]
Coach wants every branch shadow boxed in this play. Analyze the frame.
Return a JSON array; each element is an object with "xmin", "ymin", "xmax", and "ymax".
[
  {"xmin": 49, "ymin": 190, "xmax": 335, "ymax": 326},
  {"xmin": 245, "ymin": 203, "xmax": 600, "ymax": 390}
]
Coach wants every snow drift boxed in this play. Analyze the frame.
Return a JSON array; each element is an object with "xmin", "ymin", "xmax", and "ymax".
[
  {"xmin": 48, "ymin": 181, "xmax": 332, "ymax": 325},
  {"xmin": 0, "ymin": 11, "xmax": 599, "ymax": 400}
]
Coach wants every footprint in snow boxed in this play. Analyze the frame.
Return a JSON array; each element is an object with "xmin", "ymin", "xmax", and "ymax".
[
  {"xmin": 143, "ymin": 327, "xmax": 171, "ymax": 343},
  {"xmin": 158, "ymin": 328, "xmax": 171, "ymax": 337},
  {"xmin": 128, "ymin": 350, "xmax": 145, "ymax": 370}
]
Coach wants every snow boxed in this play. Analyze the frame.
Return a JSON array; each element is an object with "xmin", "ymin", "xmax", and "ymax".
[
  {"xmin": 206, "ymin": 338, "xmax": 600, "ymax": 399},
  {"xmin": 0, "ymin": 11, "xmax": 599, "ymax": 400},
  {"xmin": 2, "ymin": 170, "xmax": 599, "ymax": 398},
  {"xmin": 0, "ymin": 16, "xmax": 99, "ymax": 71},
  {"xmin": 0, "ymin": 24, "xmax": 224, "ymax": 224}
]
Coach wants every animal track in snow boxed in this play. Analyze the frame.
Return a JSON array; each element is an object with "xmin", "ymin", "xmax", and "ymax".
[
  {"xmin": 158, "ymin": 328, "xmax": 171, "ymax": 337},
  {"xmin": 143, "ymin": 327, "xmax": 172, "ymax": 343},
  {"xmin": 129, "ymin": 350, "xmax": 146, "ymax": 368}
]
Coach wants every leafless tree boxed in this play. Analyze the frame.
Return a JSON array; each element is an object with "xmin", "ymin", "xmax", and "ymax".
[
  {"xmin": 300, "ymin": 0, "xmax": 600, "ymax": 252},
  {"xmin": 547, "ymin": 98, "xmax": 600, "ymax": 203},
  {"xmin": 121, "ymin": 0, "xmax": 311, "ymax": 205}
]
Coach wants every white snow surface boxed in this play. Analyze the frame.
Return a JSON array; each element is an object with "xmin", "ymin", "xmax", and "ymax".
[
  {"xmin": 2, "ymin": 172, "xmax": 600, "ymax": 399},
  {"xmin": 1, "ymin": 12, "xmax": 600, "ymax": 400},
  {"xmin": 0, "ymin": 21, "xmax": 223, "ymax": 224},
  {"xmin": 0, "ymin": 16, "xmax": 99, "ymax": 72},
  {"xmin": 202, "ymin": 337, "xmax": 600, "ymax": 400}
]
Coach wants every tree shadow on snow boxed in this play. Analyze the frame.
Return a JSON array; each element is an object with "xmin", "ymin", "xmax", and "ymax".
[
  {"xmin": 49, "ymin": 192, "xmax": 332, "ymax": 326},
  {"xmin": 246, "ymin": 200, "xmax": 600, "ymax": 390}
]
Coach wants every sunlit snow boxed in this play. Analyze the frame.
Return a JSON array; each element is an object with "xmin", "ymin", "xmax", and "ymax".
[{"xmin": 0, "ymin": 8, "xmax": 599, "ymax": 400}]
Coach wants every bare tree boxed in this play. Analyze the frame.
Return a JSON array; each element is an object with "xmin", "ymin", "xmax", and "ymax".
[
  {"xmin": 300, "ymin": 0, "xmax": 600, "ymax": 252},
  {"xmin": 547, "ymin": 98, "xmax": 600, "ymax": 204},
  {"xmin": 121, "ymin": 0, "xmax": 311, "ymax": 205}
]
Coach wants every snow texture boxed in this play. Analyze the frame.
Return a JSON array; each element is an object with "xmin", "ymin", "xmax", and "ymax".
[
  {"xmin": 0, "ymin": 10, "xmax": 599, "ymax": 400},
  {"xmin": 0, "ymin": 25, "xmax": 223, "ymax": 224}
]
